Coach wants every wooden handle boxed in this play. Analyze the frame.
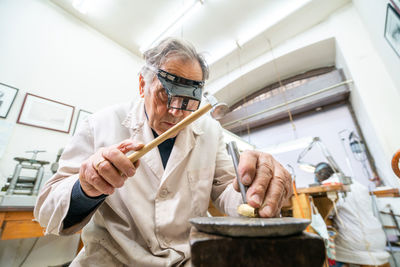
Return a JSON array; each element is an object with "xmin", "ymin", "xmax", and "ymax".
[
  {"xmin": 128, "ymin": 103, "xmax": 212, "ymax": 163},
  {"xmin": 391, "ymin": 150, "xmax": 400, "ymax": 178}
]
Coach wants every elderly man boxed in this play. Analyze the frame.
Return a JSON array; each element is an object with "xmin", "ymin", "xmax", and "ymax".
[{"xmin": 34, "ymin": 37, "xmax": 292, "ymax": 266}]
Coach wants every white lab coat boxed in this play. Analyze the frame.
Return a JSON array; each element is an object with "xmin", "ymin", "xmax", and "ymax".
[
  {"xmin": 34, "ymin": 99, "xmax": 242, "ymax": 266},
  {"xmin": 323, "ymin": 176, "xmax": 390, "ymax": 265}
]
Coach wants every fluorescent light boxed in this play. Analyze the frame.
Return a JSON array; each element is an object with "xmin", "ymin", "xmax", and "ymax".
[
  {"xmin": 222, "ymin": 129, "xmax": 255, "ymax": 152},
  {"xmin": 261, "ymin": 137, "xmax": 313, "ymax": 155},
  {"xmin": 140, "ymin": 0, "xmax": 203, "ymax": 53},
  {"xmin": 299, "ymin": 164, "xmax": 316, "ymax": 173}
]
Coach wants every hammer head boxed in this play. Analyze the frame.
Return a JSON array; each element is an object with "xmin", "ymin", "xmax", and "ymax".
[{"xmin": 203, "ymin": 92, "xmax": 229, "ymax": 120}]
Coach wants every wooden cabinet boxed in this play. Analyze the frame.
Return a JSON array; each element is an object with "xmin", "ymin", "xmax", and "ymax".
[{"xmin": 290, "ymin": 184, "xmax": 350, "ymax": 232}]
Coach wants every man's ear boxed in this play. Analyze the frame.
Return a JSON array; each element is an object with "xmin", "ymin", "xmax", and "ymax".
[{"xmin": 139, "ymin": 74, "xmax": 145, "ymax": 98}]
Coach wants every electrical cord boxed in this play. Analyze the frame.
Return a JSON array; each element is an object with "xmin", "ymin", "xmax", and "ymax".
[{"xmin": 266, "ymin": 38, "xmax": 297, "ymax": 139}]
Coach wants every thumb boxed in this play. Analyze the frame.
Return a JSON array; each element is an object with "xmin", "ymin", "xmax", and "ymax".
[{"xmin": 232, "ymin": 178, "xmax": 240, "ymax": 192}]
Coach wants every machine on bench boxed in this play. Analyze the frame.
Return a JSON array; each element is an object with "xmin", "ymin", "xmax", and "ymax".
[{"xmin": 1, "ymin": 150, "xmax": 50, "ymax": 206}]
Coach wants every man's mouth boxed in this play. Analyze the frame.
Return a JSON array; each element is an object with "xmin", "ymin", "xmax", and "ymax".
[{"xmin": 163, "ymin": 122, "xmax": 177, "ymax": 127}]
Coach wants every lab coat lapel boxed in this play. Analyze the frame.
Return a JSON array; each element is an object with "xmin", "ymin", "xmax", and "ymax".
[
  {"xmin": 122, "ymin": 100, "xmax": 164, "ymax": 181},
  {"xmin": 162, "ymin": 121, "xmax": 203, "ymax": 183},
  {"xmin": 140, "ymin": 123, "xmax": 164, "ymax": 181}
]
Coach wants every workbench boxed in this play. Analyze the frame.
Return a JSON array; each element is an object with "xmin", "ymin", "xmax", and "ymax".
[
  {"xmin": 0, "ymin": 206, "xmax": 83, "ymax": 254},
  {"xmin": 0, "ymin": 206, "xmax": 44, "ymax": 240},
  {"xmin": 291, "ymin": 184, "xmax": 350, "ymax": 227}
]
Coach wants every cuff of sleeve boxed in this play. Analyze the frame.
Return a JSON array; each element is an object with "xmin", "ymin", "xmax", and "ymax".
[
  {"xmin": 76, "ymin": 180, "xmax": 107, "ymax": 201},
  {"xmin": 62, "ymin": 180, "xmax": 107, "ymax": 231},
  {"xmin": 71, "ymin": 180, "xmax": 106, "ymax": 209}
]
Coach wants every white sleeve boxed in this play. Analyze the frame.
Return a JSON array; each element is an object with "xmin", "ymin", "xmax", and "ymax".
[
  {"xmin": 210, "ymin": 126, "xmax": 243, "ymax": 216},
  {"xmin": 34, "ymin": 117, "xmax": 98, "ymax": 235}
]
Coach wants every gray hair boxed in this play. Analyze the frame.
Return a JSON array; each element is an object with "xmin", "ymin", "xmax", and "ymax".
[{"xmin": 140, "ymin": 37, "xmax": 209, "ymax": 91}]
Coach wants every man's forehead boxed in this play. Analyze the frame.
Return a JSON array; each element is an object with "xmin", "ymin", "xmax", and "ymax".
[{"xmin": 160, "ymin": 58, "xmax": 203, "ymax": 81}]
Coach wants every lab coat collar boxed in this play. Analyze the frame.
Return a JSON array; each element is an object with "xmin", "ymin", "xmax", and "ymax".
[{"xmin": 121, "ymin": 99, "xmax": 203, "ymax": 182}]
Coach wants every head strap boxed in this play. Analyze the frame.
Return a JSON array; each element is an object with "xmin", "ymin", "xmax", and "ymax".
[{"xmin": 157, "ymin": 69, "xmax": 204, "ymax": 88}]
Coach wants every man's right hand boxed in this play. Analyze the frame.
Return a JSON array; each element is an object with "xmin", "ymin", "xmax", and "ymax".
[{"xmin": 79, "ymin": 139, "xmax": 144, "ymax": 197}]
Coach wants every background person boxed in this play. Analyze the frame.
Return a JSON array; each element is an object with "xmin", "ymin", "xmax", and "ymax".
[{"xmin": 314, "ymin": 162, "xmax": 390, "ymax": 267}]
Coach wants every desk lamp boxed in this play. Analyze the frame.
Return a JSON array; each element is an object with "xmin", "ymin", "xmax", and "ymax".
[{"xmin": 297, "ymin": 137, "xmax": 352, "ymax": 185}]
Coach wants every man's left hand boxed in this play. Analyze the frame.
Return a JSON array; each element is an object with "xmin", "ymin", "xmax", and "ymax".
[{"xmin": 232, "ymin": 151, "xmax": 293, "ymax": 217}]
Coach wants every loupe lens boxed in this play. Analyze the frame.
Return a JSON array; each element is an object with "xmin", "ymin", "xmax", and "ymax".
[{"xmin": 168, "ymin": 96, "xmax": 200, "ymax": 111}]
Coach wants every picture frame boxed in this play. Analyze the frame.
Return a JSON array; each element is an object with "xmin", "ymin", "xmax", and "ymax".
[
  {"xmin": 391, "ymin": 0, "xmax": 400, "ymax": 14},
  {"xmin": 17, "ymin": 93, "xmax": 75, "ymax": 133},
  {"xmin": 73, "ymin": 109, "xmax": 92, "ymax": 135},
  {"xmin": 0, "ymin": 82, "xmax": 19, "ymax": 118},
  {"xmin": 385, "ymin": 4, "xmax": 400, "ymax": 57}
]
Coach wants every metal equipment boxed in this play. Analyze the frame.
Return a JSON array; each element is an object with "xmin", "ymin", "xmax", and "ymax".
[
  {"xmin": 297, "ymin": 137, "xmax": 352, "ymax": 185},
  {"xmin": 50, "ymin": 148, "xmax": 64, "ymax": 174},
  {"xmin": 189, "ymin": 216, "xmax": 310, "ymax": 237},
  {"xmin": 348, "ymin": 131, "xmax": 373, "ymax": 180},
  {"xmin": 371, "ymin": 195, "xmax": 399, "ymax": 267},
  {"xmin": 338, "ymin": 129, "xmax": 356, "ymax": 179},
  {"xmin": 383, "ymin": 204, "xmax": 400, "ymax": 240},
  {"xmin": 226, "ymin": 141, "xmax": 247, "ymax": 203},
  {"xmin": 2, "ymin": 150, "xmax": 49, "ymax": 196}
]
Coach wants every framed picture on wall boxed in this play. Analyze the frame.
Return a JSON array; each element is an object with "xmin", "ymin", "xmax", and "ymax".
[
  {"xmin": 0, "ymin": 82, "xmax": 19, "ymax": 118},
  {"xmin": 73, "ymin": 109, "xmax": 92, "ymax": 135},
  {"xmin": 385, "ymin": 4, "xmax": 400, "ymax": 57},
  {"xmin": 17, "ymin": 93, "xmax": 75, "ymax": 133}
]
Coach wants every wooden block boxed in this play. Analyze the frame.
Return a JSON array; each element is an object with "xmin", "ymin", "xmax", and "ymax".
[
  {"xmin": 208, "ymin": 200, "xmax": 225, "ymax": 217},
  {"xmin": 383, "ymin": 225, "xmax": 398, "ymax": 229},
  {"xmin": 313, "ymin": 196, "xmax": 335, "ymax": 221},
  {"xmin": 190, "ymin": 228, "xmax": 325, "ymax": 267},
  {"xmin": 296, "ymin": 184, "xmax": 350, "ymax": 195},
  {"xmin": 370, "ymin": 188, "xmax": 400, "ymax": 198},
  {"xmin": 1, "ymin": 220, "xmax": 45, "ymax": 240},
  {"xmin": 291, "ymin": 193, "xmax": 311, "ymax": 219}
]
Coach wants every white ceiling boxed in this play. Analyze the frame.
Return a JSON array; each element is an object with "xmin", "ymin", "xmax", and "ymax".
[{"xmin": 51, "ymin": 0, "xmax": 350, "ymax": 105}]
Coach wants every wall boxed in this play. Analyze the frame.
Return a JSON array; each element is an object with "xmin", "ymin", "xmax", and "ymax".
[
  {"xmin": 353, "ymin": 0, "xmax": 400, "ymax": 94},
  {"xmin": 330, "ymin": 4, "xmax": 400, "ymax": 188},
  {"xmin": 229, "ymin": 3, "xmax": 400, "ymax": 188},
  {"xmin": 0, "ymin": 0, "xmax": 143, "ymax": 266},
  {"xmin": 0, "ymin": 0, "xmax": 143, "ymax": 183},
  {"xmin": 240, "ymin": 104, "xmax": 374, "ymax": 189}
]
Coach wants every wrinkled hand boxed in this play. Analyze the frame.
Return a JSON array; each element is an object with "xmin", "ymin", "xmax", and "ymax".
[
  {"xmin": 233, "ymin": 151, "xmax": 293, "ymax": 217},
  {"xmin": 79, "ymin": 139, "xmax": 144, "ymax": 197}
]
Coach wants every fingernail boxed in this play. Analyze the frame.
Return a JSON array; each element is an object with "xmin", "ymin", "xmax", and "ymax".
[
  {"xmin": 251, "ymin": 194, "xmax": 261, "ymax": 206},
  {"xmin": 242, "ymin": 174, "xmax": 251, "ymax": 185},
  {"xmin": 128, "ymin": 168, "xmax": 134, "ymax": 177}
]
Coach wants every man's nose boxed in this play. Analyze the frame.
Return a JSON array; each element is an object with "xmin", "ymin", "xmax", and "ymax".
[{"xmin": 168, "ymin": 107, "xmax": 183, "ymax": 117}]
